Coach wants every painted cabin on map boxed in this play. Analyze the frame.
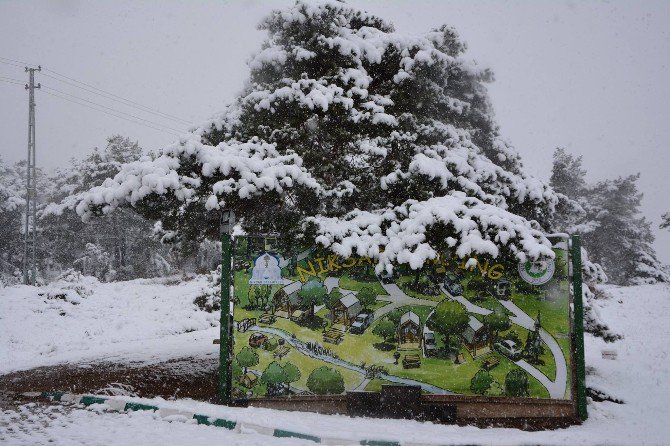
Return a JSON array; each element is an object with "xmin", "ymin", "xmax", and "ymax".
[
  {"xmin": 332, "ymin": 292, "xmax": 361, "ymax": 327},
  {"xmin": 398, "ymin": 311, "xmax": 422, "ymax": 350},
  {"xmin": 462, "ymin": 315, "xmax": 488, "ymax": 357},
  {"xmin": 273, "ymin": 281, "xmax": 302, "ymax": 318}
]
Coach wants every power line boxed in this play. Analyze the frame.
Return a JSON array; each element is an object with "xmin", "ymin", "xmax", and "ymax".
[
  {"xmin": 41, "ymin": 84, "xmax": 184, "ymax": 134},
  {"xmin": 0, "ymin": 59, "xmax": 27, "ymax": 69},
  {"xmin": 1, "ymin": 56, "xmax": 193, "ymax": 126},
  {"xmin": 0, "ymin": 56, "xmax": 37, "ymax": 67},
  {"xmin": 41, "ymin": 89, "xmax": 181, "ymax": 137},
  {"xmin": 41, "ymin": 70, "xmax": 193, "ymax": 125},
  {"xmin": 0, "ymin": 77, "xmax": 25, "ymax": 86}
]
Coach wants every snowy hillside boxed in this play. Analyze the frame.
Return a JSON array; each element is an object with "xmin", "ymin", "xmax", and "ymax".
[{"xmin": 1, "ymin": 277, "xmax": 669, "ymax": 445}]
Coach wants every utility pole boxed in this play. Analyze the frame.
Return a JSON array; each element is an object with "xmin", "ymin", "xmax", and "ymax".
[{"xmin": 23, "ymin": 66, "xmax": 40, "ymax": 286}]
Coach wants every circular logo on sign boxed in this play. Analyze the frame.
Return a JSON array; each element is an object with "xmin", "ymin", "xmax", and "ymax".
[{"xmin": 518, "ymin": 259, "xmax": 555, "ymax": 285}]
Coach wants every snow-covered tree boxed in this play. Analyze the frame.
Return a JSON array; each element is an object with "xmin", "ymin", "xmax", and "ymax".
[
  {"xmin": 0, "ymin": 157, "xmax": 25, "ymax": 283},
  {"xmin": 41, "ymin": 135, "xmax": 171, "ymax": 280},
  {"xmin": 661, "ymin": 212, "xmax": 670, "ymax": 230},
  {"xmin": 583, "ymin": 175, "xmax": 668, "ymax": 285},
  {"xmin": 549, "ymin": 148, "xmax": 666, "ymax": 285},
  {"xmin": 76, "ymin": 0, "xmax": 557, "ymax": 273}
]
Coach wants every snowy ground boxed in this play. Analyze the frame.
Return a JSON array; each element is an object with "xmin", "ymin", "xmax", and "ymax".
[{"xmin": 1, "ymin": 277, "xmax": 669, "ymax": 445}]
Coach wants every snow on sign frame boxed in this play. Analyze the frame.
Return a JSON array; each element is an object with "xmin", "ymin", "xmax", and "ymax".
[{"xmin": 223, "ymin": 234, "xmax": 586, "ymax": 423}]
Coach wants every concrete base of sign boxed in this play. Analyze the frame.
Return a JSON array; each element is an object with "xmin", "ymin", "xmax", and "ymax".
[{"xmin": 245, "ymin": 386, "xmax": 578, "ymax": 429}]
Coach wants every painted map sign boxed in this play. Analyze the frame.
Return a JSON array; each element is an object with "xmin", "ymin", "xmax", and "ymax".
[{"xmin": 231, "ymin": 236, "xmax": 572, "ymax": 401}]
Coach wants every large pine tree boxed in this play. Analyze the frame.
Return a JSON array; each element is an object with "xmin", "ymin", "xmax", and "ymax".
[{"xmin": 76, "ymin": 0, "xmax": 557, "ymax": 272}]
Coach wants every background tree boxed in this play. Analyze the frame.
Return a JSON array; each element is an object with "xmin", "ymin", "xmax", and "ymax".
[
  {"xmin": 661, "ymin": 212, "xmax": 669, "ymax": 230},
  {"xmin": 306, "ymin": 366, "xmax": 345, "ymax": 395},
  {"xmin": 483, "ymin": 309, "xmax": 511, "ymax": 346},
  {"xmin": 0, "ymin": 157, "xmax": 24, "ymax": 283},
  {"xmin": 470, "ymin": 369, "xmax": 494, "ymax": 395},
  {"xmin": 298, "ymin": 279, "xmax": 327, "ymax": 318},
  {"xmin": 282, "ymin": 363, "xmax": 301, "ymax": 395},
  {"xmin": 504, "ymin": 369, "xmax": 530, "ymax": 397},
  {"xmin": 549, "ymin": 148, "xmax": 667, "ymax": 285},
  {"xmin": 235, "ymin": 346, "xmax": 259, "ymax": 374},
  {"xmin": 584, "ymin": 175, "xmax": 668, "ymax": 284},
  {"xmin": 357, "ymin": 287, "xmax": 376, "ymax": 311},
  {"xmin": 261, "ymin": 361, "xmax": 286, "ymax": 396},
  {"xmin": 372, "ymin": 319, "xmax": 396, "ymax": 344},
  {"xmin": 41, "ymin": 135, "xmax": 177, "ymax": 282},
  {"xmin": 427, "ymin": 300, "xmax": 469, "ymax": 355}
]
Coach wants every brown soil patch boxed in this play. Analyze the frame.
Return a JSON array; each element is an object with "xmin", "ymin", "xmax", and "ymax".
[{"xmin": 0, "ymin": 356, "xmax": 219, "ymax": 402}]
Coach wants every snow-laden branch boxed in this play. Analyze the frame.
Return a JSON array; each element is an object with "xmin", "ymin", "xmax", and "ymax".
[{"xmin": 308, "ymin": 193, "xmax": 554, "ymax": 273}]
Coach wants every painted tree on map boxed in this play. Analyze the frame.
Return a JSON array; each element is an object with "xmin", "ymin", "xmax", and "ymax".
[
  {"xmin": 236, "ymin": 346, "xmax": 259, "ymax": 374},
  {"xmin": 306, "ymin": 366, "xmax": 345, "ymax": 395},
  {"xmin": 261, "ymin": 361, "xmax": 287, "ymax": 396},
  {"xmin": 504, "ymin": 369, "xmax": 530, "ymax": 397},
  {"xmin": 427, "ymin": 300, "xmax": 469, "ymax": 355},
  {"xmin": 470, "ymin": 370, "xmax": 494, "ymax": 395},
  {"xmin": 483, "ymin": 309, "xmax": 511, "ymax": 346}
]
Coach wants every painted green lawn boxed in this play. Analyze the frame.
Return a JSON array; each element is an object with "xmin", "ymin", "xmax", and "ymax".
[
  {"xmin": 389, "ymin": 347, "xmax": 550, "ymax": 398},
  {"xmin": 233, "ymin": 329, "xmax": 363, "ymax": 396},
  {"xmin": 250, "ymin": 310, "xmax": 551, "ymax": 398},
  {"xmin": 339, "ymin": 273, "xmax": 388, "ymax": 296}
]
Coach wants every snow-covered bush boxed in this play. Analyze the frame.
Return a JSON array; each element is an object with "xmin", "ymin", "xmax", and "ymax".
[
  {"xmin": 38, "ymin": 269, "xmax": 99, "ymax": 305},
  {"xmin": 193, "ymin": 265, "xmax": 221, "ymax": 312}
]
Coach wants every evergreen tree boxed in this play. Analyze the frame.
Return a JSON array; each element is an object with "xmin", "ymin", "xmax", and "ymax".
[
  {"xmin": 41, "ymin": 135, "xmax": 173, "ymax": 281},
  {"xmin": 584, "ymin": 175, "xmax": 668, "ymax": 285},
  {"xmin": 661, "ymin": 213, "xmax": 669, "ymax": 230},
  {"xmin": 76, "ymin": 1, "xmax": 557, "ymax": 275},
  {"xmin": 550, "ymin": 148, "xmax": 667, "ymax": 285},
  {"xmin": 0, "ymin": 157, "xmax": 24, "ymax": 283}
]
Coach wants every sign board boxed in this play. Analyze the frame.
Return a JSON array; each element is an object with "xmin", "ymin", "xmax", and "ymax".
[{"xmin": 226, "ymin": 235, "xmax": 579, "ymax": 411}]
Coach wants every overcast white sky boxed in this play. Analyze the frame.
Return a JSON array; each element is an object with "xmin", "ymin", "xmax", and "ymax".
[{"xmin": 1, "ymin": 0, "xmax": 669, "ymax": 262}]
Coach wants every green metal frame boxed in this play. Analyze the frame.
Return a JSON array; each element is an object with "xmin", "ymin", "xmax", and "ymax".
[
  {"xmin": 571, "ymin": 235, "xmax": 588, "ymax": 420},
  {"xmin": 218, "ymin": 232, "xmax": 232, "ymax": 404}
]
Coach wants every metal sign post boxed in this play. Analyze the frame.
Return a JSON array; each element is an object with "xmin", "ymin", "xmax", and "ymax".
[
  {"xmin": 218, "ymin": 209, "xmax": 235, "ymax": 404},
  {"xmin": 571, "ymin": 235, "xmax": 588, "ymax": 421}
]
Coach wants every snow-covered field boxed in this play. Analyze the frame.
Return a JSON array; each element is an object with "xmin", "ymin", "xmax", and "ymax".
[
  {"xmin": 0, "ymin": 273, "xmax": 218, "ymax": 374},
  {"xmin": 1, "ymin": 277, "xmax": 669, "ymax": 445}
]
